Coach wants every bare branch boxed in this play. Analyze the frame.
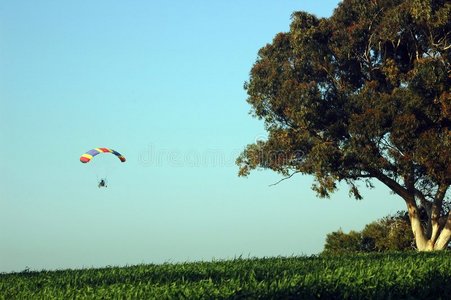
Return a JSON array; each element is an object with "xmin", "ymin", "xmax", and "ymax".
[{"xmin": 269, "ymin": 171, "xmax": 301, "ymax": 186}]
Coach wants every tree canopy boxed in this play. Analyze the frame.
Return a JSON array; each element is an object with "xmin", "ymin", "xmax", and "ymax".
[{"xmin": 237, "ymin": 0, "xmax": 450, "ymax": 250}]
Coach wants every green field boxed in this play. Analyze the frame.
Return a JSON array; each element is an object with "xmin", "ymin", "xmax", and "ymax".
[{"xmin": 1, "ymin": 252, "xmax": 450, "ymax": 299}]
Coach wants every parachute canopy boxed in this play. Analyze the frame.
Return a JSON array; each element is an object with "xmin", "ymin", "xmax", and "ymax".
[{"xmin": 80, "ymin": 148, "xmax": 126, "ymax": 163}]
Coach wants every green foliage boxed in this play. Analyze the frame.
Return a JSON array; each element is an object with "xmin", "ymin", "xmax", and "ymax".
[
  {"xmin": 324, "ymin": 230, "xmax": 365, "ymax": 254},
  {"xmin": 323, "ymin": 212, "xmax": 416, "ymax": 254},
  {"xmin": 237, "ymin": 0, "xmax": 450, "ymax": 196},
  {"xmin": 362, "ymin": 214, "xmax": 414, "ymax": 251},
  {"xmin": 1, "ymin": 253, "xmax": 450, "ymax": 299}
]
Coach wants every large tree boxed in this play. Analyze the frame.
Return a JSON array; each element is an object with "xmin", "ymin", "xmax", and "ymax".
[{"xmin": 237, "ymin": 0, "xmax": 450, "ymax": 250}]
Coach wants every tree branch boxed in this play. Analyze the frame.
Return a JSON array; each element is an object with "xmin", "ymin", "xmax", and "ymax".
[
  {"xmin": 414, "ymin": 189, "xmax": 432, "ymax": 210},
  {"xmin": 430, "ymin": 184, "xmax": 449, "ymax": 243},
  {"xmin": 269, "ymin": 171, "xmax": 301, "ymax": 186},
  {"xmin": 435, "ymin": 184, "xmax": 449, "ymax": 206},
  {"xmin": 435, "ymin": 211, "xmax": 451, "ymax": 249},
  {"xmin": 370, "ymin": 169, "xmax": 412, "ymax": 201}
]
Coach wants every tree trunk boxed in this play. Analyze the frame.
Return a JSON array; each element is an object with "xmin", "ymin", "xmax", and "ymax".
[
  {"xmin": 407, "ymin": 201, "xmax": 451, "ymax": 251},
  {"xmin": 407, "ymin": 202, "xmax": 431, "ymax": 250},
  {"xmin": 374, "ymin": 172, "xmax": 450, "ymax": 250},
  {"xmin": 434, "ymin": 215, "xmax": 451, "ymax": 250}
]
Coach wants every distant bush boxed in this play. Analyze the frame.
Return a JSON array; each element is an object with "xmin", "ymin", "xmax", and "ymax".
[{"xmin": 323, "ymin": 212, "xmax": 416, "ymax": 254}]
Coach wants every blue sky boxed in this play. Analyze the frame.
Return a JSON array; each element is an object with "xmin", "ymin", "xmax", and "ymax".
[{"xmin": 0, "ymin": 0, "xmax": 406, "ymax": 272}]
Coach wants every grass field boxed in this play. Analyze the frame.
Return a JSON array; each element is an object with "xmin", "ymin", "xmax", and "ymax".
[{"xmin": 1, "ymin": 252, "xmax": 450, "ymax": 299}]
